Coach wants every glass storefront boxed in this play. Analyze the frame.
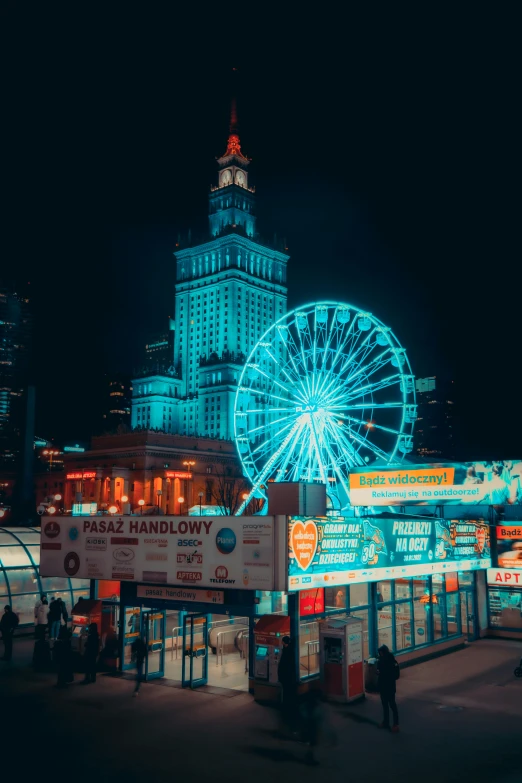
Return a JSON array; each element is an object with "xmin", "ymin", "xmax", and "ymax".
[{"xmin": 0, "ymin": 527, "xmax": 90, "ymax": 626}]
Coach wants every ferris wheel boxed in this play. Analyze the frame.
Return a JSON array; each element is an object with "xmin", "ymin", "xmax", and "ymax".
[{"xmin": 234, "ymin": 302, "xmax": 416, "ymax": 515}]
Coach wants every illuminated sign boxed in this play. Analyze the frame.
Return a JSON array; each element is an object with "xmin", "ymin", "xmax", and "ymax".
[
  {"xmin": 136, "ymin": 585, "xmax": 224, "ymax": 604},
  {"xmin": 288, "ymin": 516, "xmax": 491, "ymax": 590},
  {"xmin": 349, "ymin": 460, "xmax": 522, "ymax": 506},
  {"xmin": 40, "ymin": 516, "xmax": 275, "ymax": 591},
  {"xmin": 67, "ymin": 471, "xmax": 96, "ymax": 480},
  {"xmin": 165, "ymin": 471, "xmax": 193, "ymax": 479},
  {"xmin": 487, "ymin": 568, "xmax": 522, "ymax": 586},
  {"xmin": 495, "ymin": 526, "xmax": 522, "ymax": 569},
  {"xmin": 299, "ymin": 588, "xmax": 325, "ymax": 616},
  {"xmin": 64, "ymin": 445, "xmax": 85, "ymax": 453}
]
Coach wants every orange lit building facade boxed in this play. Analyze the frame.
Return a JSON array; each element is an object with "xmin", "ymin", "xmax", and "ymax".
[{"xmin": 34, "ymin": 431, "xmax": 242, "ymax": 515}]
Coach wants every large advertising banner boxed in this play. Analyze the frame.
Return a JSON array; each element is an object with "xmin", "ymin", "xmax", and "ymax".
[
  {"xmin": 40, "ymin": 516, "xmax": 275, "ymax": 590},
  {"xmin": 349, "ymin": 460, "xmax": 522, "ymax": 507},
  {"xmin": 288, "ymin": 516, "xmax": 490, "ymax": 590}
]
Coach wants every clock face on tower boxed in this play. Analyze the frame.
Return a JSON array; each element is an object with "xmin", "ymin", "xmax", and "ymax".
[
  {"xmin": 235, "ymin": 170, "xmax": 246, "ymax": 187},
  {"xmin": 220, "ymin": 169, "xmax": 232, "ymax": 187}
]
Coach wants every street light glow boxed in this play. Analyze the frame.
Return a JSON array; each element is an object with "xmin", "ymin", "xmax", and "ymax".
[
  {"xmin": 121, "ymin": 495, "xmax": 128, "ymax": 503},
  {"xmin": 48, "ymin": 506, "xmax": 56, "ymax": 514},
  {"xmin": 108, "ymin": 505, "xmax": 118, "ymax": 515}
]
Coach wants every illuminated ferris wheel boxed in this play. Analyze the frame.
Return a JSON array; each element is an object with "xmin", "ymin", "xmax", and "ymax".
[{"xmin": 234, "ymin": 302, "xmax": 416, "ymax": 514}]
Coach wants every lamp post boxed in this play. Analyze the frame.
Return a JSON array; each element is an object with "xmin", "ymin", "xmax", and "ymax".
[
  {"xmin": 178, "ymin": 496, "xmax": 184, "ymax": 515},
  {"xmin": 198, "ymin": 491, "xmax": 204, "ymax": 516},
  {"xmin": 242, "ymin": 492, "xmax": 249, "ymax": 516},
  {"xmin": 138, "ymin": 498, "xmax": 145, "ymax": 515},
  {"xmin": 43, "ymin": 449, "xmax": 60, "ymax": 471}
]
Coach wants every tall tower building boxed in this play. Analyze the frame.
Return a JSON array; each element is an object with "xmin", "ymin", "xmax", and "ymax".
[{"xmin": 132, "ymin": 101, "xmax": 289, "ymax": 440}]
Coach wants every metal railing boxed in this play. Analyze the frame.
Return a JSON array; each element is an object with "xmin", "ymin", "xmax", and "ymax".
[
  {"xmin": 215, "ymin": 626, "xmax": 247, "ymax": 667},
  {"xmin": 170, "ymin": 617, "xmax": 249, "ymax": 662}
]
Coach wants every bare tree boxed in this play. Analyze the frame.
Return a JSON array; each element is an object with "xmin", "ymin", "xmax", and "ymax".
[{"xmin": 210, "ymin": 467, "xmax": 251, "ymax": 515}]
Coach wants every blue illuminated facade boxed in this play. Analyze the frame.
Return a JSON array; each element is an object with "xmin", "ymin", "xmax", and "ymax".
[{"xmin": 132, "ymin": 107, "xmax": 289, "ymax": 439}]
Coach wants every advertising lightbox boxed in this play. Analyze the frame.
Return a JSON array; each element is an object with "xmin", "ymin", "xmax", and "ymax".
[
  {"xmin": 495, "ymin": 526, "xmax": 522, "ymax": 569},
  {"xmin": 349, "ymin": 460, "xmax": 522, "ymax": 507},
  {"xmin": 40, "ymin": 516, "xmax": 275, "ymax": 590},
  {"xmin": 288, "ymin": 515, "xmax": 491, "ymax": 590}
]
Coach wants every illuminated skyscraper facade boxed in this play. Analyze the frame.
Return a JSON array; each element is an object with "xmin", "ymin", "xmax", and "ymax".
[{"xmin": 132, "ymin": 105, "xmax": 289, "ymax": 439}]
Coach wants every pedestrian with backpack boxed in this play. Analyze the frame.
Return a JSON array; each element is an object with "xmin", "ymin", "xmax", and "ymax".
[
  {"xmin": 377, "ymin": 644, "xmax": 400, "ymax": 733},
  {"xmin": 0, "ymin": 605, "xmax": 19, "ymax": 661}
]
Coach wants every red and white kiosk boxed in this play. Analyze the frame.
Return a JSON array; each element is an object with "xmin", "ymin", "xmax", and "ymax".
[{"xmin": 319, "ymin": 615, "xmax": 364, "ymax": 702}]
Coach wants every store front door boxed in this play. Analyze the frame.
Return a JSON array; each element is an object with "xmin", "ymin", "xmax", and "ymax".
[
  {"xmin": 460, "ymin": 591, "xmax": 475, "ymax": 641},
  {"xmin": 142, "ymin": 609, "xmax": 166, "ymax": 680},
  {"xmin": 181, "ymin": 613, "xmax": 209, "ymax": 688}
]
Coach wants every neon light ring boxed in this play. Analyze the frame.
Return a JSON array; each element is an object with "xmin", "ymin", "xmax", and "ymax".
[{"xmin": 234, "ymin": 302, "xmax": 416, "ymax": 514}]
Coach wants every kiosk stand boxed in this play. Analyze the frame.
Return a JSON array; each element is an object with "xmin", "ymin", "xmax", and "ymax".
[{"xmin": 319, "ymin": 616, "xmax": 364, "ymax": 702}]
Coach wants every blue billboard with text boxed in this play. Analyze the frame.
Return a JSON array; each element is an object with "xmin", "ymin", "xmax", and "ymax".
[{"xmin": 288, "ymin": 515, "xmax": 490, "ymax": 590}]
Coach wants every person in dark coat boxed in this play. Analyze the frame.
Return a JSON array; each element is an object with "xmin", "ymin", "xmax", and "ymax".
[
  {"xmin": 278, "ymin": 635, "xmax": 298, "ymax": 731},
  {"xmin": 48, "ymin": 597, "xmax": 62, "ymax": 641},
  {"xmin": 54, "ymin": 626, "xmax": 74, "ymax": 688},
  {"xmin": 0, "ymin": 605, "xmax": 19, "ymax": 661},
  {"xmin": 82, "ymin": 622, "xmax": 99, "ymax": 684},
  {"xmin": 131, "ymin": 636, "xmax": 147, "ymax": 696},
  {"xmin": 377, "ymin": 644, "xmax": 400, "ymax": 732}
]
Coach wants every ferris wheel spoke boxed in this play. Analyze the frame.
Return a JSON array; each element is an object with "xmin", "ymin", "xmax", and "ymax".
[
  {"xmin": 263, "ymin": 346, "xmax": 304, "ymax": 388},
  {"xmin": 250, "ymin": 416, "xmax": 300, "ymax": 457},
  {"xmin": 336, "ymin": 327, "xmax": 378, "ymax": 379},
  {"xmin": 345, "ymin": 374, "xmax": 403, "ymax": 402},
  {"xmin": 246, "ymin": 411, "xmax": 300, "ymax": 436},
  {"xmin": 341, "ymin": 345, "xmax": 394, "ymax": 388},
  {"xmin": 333, "ymin": 401, "xmax": 404, "ymax": 411},
  {"xmin": 344, "ymin": 426, "xmax": 390, "ymax": 462},
  {"xmin": 340, "ymin": 414, "xmax": 403, "ymax": 437}
]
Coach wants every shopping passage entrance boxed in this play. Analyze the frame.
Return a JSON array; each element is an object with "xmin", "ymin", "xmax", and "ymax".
[{"xmin": 120, "ymin": 582, "xmax": 257, "ymax": 690}]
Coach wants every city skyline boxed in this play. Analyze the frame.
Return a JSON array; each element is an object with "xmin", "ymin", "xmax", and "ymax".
[{"xmin": 4, "ymin": 52, "xmax": 519, "ymax": 459}]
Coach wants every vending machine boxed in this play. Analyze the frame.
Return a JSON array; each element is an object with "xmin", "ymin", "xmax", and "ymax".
[{"xmin": 319, "ymin": 615, "xmax": 364, "ymax": 702}]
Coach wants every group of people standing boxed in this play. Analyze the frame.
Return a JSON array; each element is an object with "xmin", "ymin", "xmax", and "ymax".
[{"xmin": 34, "ymin": 594, "xmax": 69, "ymax": 640}]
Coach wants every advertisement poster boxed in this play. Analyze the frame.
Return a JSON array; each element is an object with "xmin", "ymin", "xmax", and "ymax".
[
  {"xmin": 495, "ymin": 526, "xmax": 522, "ymax": 569},
  {"xmin": 288, "ymin": 515, "xmax": 490, "ymax": 590},
  {"xmin": 40, "ymin": 516, "xmax": 274, "ymax": 590},
  {"xmin": 349, "ymin": 460, "xmax": 522, "ymax": 507}
]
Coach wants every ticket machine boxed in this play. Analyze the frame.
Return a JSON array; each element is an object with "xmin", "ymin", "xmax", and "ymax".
[
  {"xmin": 319, "ymin": 615, "xmax": 364, "ymax": 703},
  {"xmin": 70, "ymin": 599, "xmax": 103, "ymax": 655},
  {"xmin": 252, "ymin": 614, "xmax": 290, "ymax": 702}
]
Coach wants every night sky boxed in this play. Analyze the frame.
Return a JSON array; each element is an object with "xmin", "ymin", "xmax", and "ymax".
[{"xmin": 4, "ymin": 9, "xmax": 520, "ymax": 458}]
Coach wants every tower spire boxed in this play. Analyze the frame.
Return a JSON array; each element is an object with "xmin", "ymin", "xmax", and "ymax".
[{"xmin": 230, "ymin": 95, "xmax": 238, "ymax": 135}]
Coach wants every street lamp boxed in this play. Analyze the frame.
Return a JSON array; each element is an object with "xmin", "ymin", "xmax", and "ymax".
[
  {"xmin": 242, "ymin": 492, "xmax": 249, "ymax": 516},
  {"xmin": 54, "ymin": 494, "xmax": 62, "ymax": 502},
  {"xmin": 183, "ymin": 460, "xmax": 195, "ymax": 470},
  {"xmin": 108, "ymin": 505, "xmax": 118, "ymax": 515},
  {"xmin": 43, "ymin": 449, "xmax": 60, "ymax": 471},
  {"xmin": 47, "ymin": 506, "xmax": 56, "ymax": 515},
  {"xmin": 138, "ymin": 499, "xmax": 145, "ymax": 515},
  {"xmin": 121, "ymin": 495, "xmax": 128, "ymax": 503},
  {"xmin": 178, "ymin": 496, "xmax": 185, "ymax": 515},
  {"xmin": 198, "ymin": 491, "xmax": 204, "ymax": 515}
]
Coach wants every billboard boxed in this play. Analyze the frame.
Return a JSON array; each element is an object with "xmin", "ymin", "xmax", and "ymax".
[
  {"xmin": 494, "ymin": 526, "xmax": 522, "ymax": 569},
  {"xmin": 40, "ymin": 516, "xmax": 275, "ymax": 590},
  {"xmin": 349, "ymin": 460, "xmax": 522, "ymax": 506},
  {"xmin": 288, "ymin": 515, "xmax": 491, "ymax": 590}
]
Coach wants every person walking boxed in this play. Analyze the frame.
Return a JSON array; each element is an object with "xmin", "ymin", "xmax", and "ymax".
[
  {"xmin": 54, "ymin": 626, "xmax": 74, "ymax": 688},
  {"xmin": 0, "ymin": 605, "xmax": 19, "ymax": 661},
  {"xmin": 35, "ymin": 597, "xmax": 49, "ymax": 640},
  {"xmin": 278, "ymin": 635, "xmax": 298, "ymax": 733},
  {"xmin": 377, "ymin": 644, "xmax": 400, "ymax": 733},
  {"xmin": 82, "ymin": 622, "xmax": 100, "ymax": 684},
  {"xmin": 131, "ymin": 636, "xmax": 147, "ymax": 697},
  {"xmin": 34, "ymin": 594, "xmax": 47, "ymax": 622},
  {"xmin": 48, "ymin": 597, "xmax": 62, "ymax": 642},
  {"xmin": 58, "ymin": 597, "xmax": 69, "ymax": 626}
]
